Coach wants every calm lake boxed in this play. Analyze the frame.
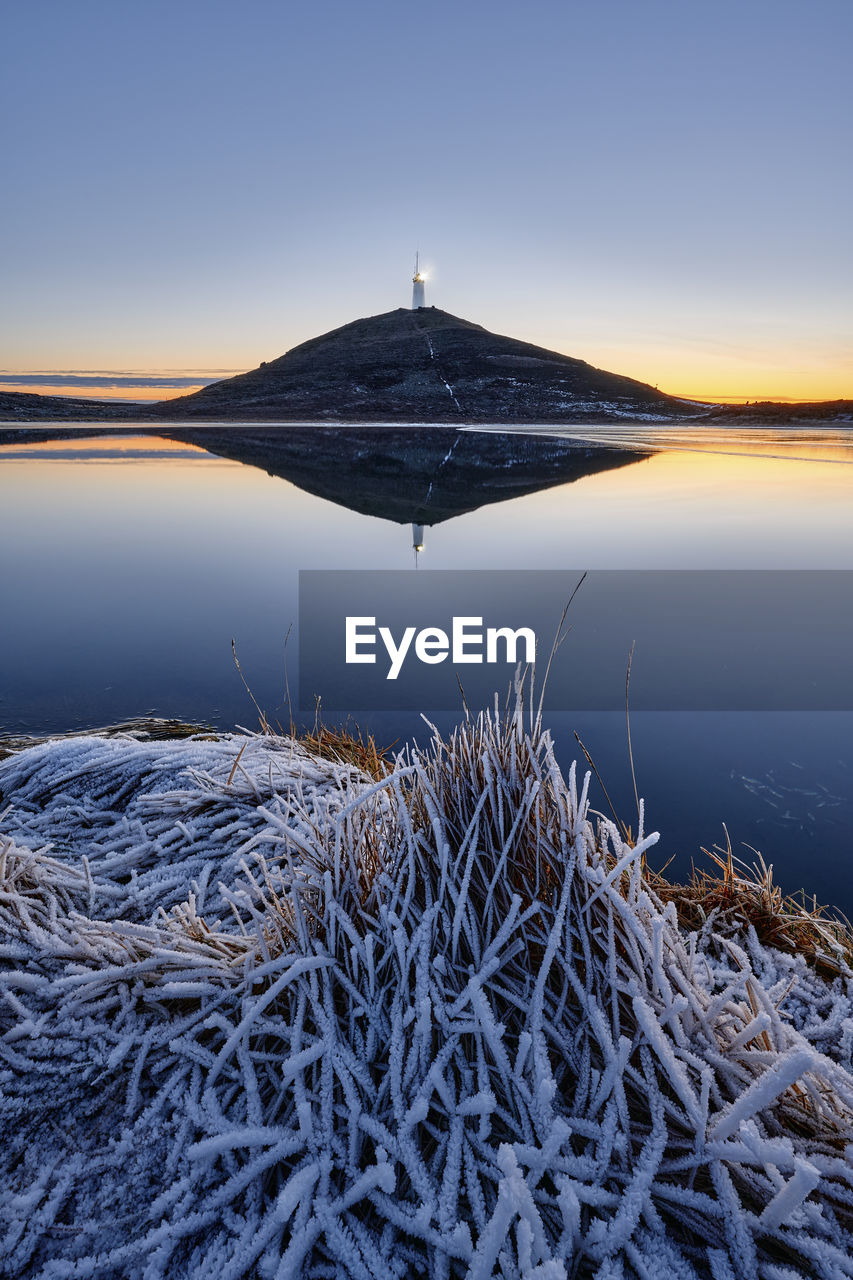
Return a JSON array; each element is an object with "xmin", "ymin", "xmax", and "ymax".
[{"xmin": 2, "ymin": 423, "xmax": 851, "ymax": 910}]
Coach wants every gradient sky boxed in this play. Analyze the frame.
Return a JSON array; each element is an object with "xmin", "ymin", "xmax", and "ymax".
[{"xmin": 2, "ymin": 0, "xmax": 851, "ymax": 401}]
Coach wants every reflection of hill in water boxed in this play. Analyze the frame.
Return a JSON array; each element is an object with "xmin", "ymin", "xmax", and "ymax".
[{"xmin": 170, "ymin": 426, "xmax": 648, "ymax": 525}]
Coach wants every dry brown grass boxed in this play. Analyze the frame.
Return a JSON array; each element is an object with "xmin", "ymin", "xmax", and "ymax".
[
  {"xmin": 4, "ymin": 711, "xmax": 851, "ymax": 983},
  {"xmin": 0, "ymin": 716, "xmax": 214, "ymax": 760},
  {"xmin": 649, "ymin": 827, "xmax": 853, "ymax": 978},
  {"xmin": 299, "ymin": 720, "xmax": 392, "ymax": 782}
]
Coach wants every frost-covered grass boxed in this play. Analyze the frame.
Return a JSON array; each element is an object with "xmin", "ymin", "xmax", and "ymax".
[{"xmin": 2, "ymin": 695, "xmax": 853, "ymax": 1278}]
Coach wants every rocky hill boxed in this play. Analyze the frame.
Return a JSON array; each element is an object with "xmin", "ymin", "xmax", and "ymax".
[
  {"xmin": 154, "ymin": 308, "xmax": 695, "ymax": 423},
  {"xmin": 3, "ymin": 312, "xmax": 848, "ymax": 426},
  {"xmin": 703, "ymin": 398, "xmax": 853, "ymax": 425},
  {"xmin": 0, "ymin": 391, "xmax": 139, "ymax": 423}
]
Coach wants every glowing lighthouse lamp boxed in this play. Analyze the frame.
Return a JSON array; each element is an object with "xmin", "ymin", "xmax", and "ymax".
[{"xmin": 412, "ymin": 253, "xmax": 426, "ymax": 309}]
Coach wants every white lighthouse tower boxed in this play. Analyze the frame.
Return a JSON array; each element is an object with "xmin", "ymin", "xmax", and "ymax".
[{"xmin": 411, "ymin": 253, "xmax": 426, "ymax": 309}]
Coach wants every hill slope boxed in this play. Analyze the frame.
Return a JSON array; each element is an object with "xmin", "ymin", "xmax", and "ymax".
[
  {"xmin": 704, "ymin": 398, "xmax": 853, "ymax": 425},
  {"xmin": 0, "ymin": 391, "xmax": 139, "ymax": 423},
  {"xmin": 156, "ymin": 307, "xmax": 694, "ymax": 422}
]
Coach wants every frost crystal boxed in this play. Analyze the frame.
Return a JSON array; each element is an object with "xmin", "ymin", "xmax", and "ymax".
[{"xmin": 2, "ymin": 696, "xmax": 853, "ymax": 1277}]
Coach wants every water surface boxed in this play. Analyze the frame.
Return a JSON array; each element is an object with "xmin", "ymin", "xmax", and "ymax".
[{"xmin": 1, "ymin": 424, "xmax": 851, "ymax": 910}]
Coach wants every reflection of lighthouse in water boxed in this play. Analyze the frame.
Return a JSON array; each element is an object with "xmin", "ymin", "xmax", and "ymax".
[
  {"xmin": 411, "ymin": 522, "xmax": 425, "ymax": 566},
  {"xmin": 411, "ymin": 256, "xmax": 426, "ymax": 561},
  {"xmin": 412, "ymin": 253, "xmax": 426, "ymax": 309}
]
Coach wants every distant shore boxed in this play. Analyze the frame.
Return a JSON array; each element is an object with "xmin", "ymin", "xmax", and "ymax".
[{"xmin": 1, "ymin": 387, "xmax": 852, "ymax": 429}]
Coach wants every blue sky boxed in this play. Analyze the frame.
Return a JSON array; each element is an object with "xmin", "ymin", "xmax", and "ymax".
[{"xmin": 2, "ymin": 0, "xmax": 851, "ymax": 399}]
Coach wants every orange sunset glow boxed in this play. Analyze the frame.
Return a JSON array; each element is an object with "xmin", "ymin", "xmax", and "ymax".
[{"xmin": 3, "ymin": 340, "xmax": 849, "ymax": 408}]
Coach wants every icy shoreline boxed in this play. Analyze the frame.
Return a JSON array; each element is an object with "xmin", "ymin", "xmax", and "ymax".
[{"xmin": 2, "ymin": 711, "xmax": 853, "ymax": 1278}]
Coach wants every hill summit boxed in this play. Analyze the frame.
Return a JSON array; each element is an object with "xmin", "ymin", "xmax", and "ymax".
[{"xmin": 156, "ymin": 307, "xmax": 693, "ymax": 422}]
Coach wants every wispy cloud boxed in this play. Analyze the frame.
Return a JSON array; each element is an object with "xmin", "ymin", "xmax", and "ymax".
[
  {"xmin": 0, "ymin": 370, "xmax": 247, "ymax": 402},
  {"xmin": 0, "ymin": 372, "xmax": 240, "ymax": 390}
]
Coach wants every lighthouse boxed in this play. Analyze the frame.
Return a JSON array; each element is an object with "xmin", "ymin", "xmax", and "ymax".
[{"xmin": 412, "ymin": 253, "xmax": 426, "ymax": 309}]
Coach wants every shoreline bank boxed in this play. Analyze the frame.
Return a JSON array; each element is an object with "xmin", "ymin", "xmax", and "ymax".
[{"xmin": 2, "ymin": 708, "xmax": 853, "ymax": 1277}]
